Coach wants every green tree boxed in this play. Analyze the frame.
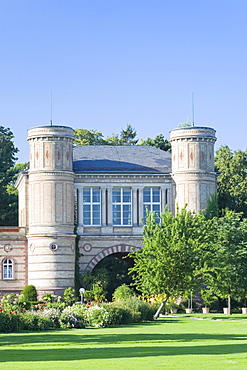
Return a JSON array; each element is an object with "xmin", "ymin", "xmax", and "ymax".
[
  {"xmin": 215, "ymin": 146, "xmax": 247, "ymax": 216},
  {"xmin": 74, "ymin": 124, "xmax": 138, "ymax": 146},
  {"xmin": 205, "ymin": 211, "xmax": 247, "ymax": 314},
  {"xmin": 119, "ymin": 124, "xmax": 138, "ymax": 145},
  {"xmin": 74, "ymin": 128, "xmax": 105, "ymax": 145},
  {"xmin": 0, "ymin": 127, "xmax": 19, "ymax": 226},
  {"xmin": 129, "ymin": 207, "xmax": 215, "ymax": 318},
  {"xmin": 139, "ymin": 134, "xmax": 171, "ymax": 152}
]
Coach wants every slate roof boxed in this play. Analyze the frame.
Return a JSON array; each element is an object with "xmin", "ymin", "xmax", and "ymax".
[{"xmin": 73, "ymin": 145, "xmax": 171, "ymax": 173}]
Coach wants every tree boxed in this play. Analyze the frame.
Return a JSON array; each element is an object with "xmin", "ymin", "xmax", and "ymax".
[
  {"xmin": 0, "ymin": 127, "xmax": 19, "ymax": 226},
  {"xmin": 74, "ymin": 124, "xmax": 138, "ymax": 146},
  {"xmin": 129, "ymin": 207, "xmax": 215, "ymax": 318},
  {"xmin": 74, "ymin": 129, "xmax": 105, "ymax": 145},
  {"xmin": 215, "ymin": 146, "xmax": 247, "ymax": 216},
  {"xmin": 119, "ymin": 124, "xmax": 138, "ymax": 145},
  {"xmin": 139, "ymin": 134, "xmax": 171, "ymax": 152},
  {"xmin": 204, "ymin": 211, "xmax": 247, "ymax": 314}
]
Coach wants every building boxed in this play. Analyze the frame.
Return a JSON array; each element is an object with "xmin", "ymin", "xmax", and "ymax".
[{"xmin": 0, "ymin": 125, "xmax": 217, "ymax": 297}]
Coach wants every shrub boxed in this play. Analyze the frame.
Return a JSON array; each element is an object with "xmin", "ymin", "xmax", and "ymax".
[
  {"xmin": 112, "ymin": 284, "xmax": 135, "ymax": 301},
  {"xmin": 20, "ymin": 285, "xmax": 37, "ymax": 302},
  {"xmin": 42, "ymin": 293, "xmax": 56, "ymax": 303},
  {"xmin": 59, "ymin": 305, "xmax": 86, "ymax": 329},
  {"xmin": 63, "ymin": 287, "xmax": 77, "ymax": 306},
  {"xmin": 123, "ymin": 297, "xmax": 156, "ymax": 322},
  {"xmin": 32, "ymin": 308, "xmax": 61, "ymax": 328},
  {"xmin": 19, "ymin": 313, "xmax": 53, "ymax": 331},
  {"xmin": 84, "ymin": 305, "xmax": 109, "ymax": 328},
  {"xmin": 1, "ymin": 293, "xmax": 19, "ymax": 311},
  {"xmin": 0, "ymin": 311, "xmax": 19, "ymax": 332},
  {"xmin": 102, "ymin": 304, "xmax": 133, "ymax": 325}
]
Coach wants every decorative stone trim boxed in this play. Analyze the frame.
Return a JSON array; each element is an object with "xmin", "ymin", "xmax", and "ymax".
[{"xmin": 86, "ymin": 244, "xmax": 140, "ymax": 270}]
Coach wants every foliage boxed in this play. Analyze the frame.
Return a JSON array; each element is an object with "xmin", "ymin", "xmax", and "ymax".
[
  {"xmin": 59, "ymin": 305, "xmax": 86, "ymax": 329},
  {"xmin": 139, "ymin": 134, "xmax": 171, "ymax": 152},
  {"xmin": 204, "ymin": 193, "xmax": 219, "ymax": 219},
  {"xmin": 200, "ymin": 288, "xmax": 217, "ymax": 307},
  {"xmin": 102, "ymin": 304, "xmax": 133, "ymax": 325},
  {"xmin": 0, "ymin": 311, "xmax": 19, "ymax": 332},
  {"xmin": 129, "ymin": 206, "xmax": 216, "ymax": 318},
  {"xmin": 82, "ymin": 255, "xmax": 133, "ymax": 301},
  {"xmin": 82, "ymin": 268, "xmax": 108, "ymax": 302},
  {"xmin": 63, "ymin": 287, "xmax": 77, "ymax": 306},
  {"xmin": 74, "ymin": 128, "xmax": 105, "ymax": 145},
  {"xmin": 215, "ymin": 146, "xmax": 247, "ymax": 216},
  {"xmin": 84, "ymin": 305, "xmax": 109, "ymax": 327},
  {"xmin": 112, "ymin": 284, "xmax": 135, "ymax": 301},
  {"xmin": 20, "ymin": 285, "xmax": 38, "ymax": 302},
  {"xmin": 41, "ymin": 293, "xmax": 56, "ymax": 303},
  {"xmin": 0, "ymin": 126, "xmax": 19, "ymax": 225},
  {"xmin": 118, "ymin": 124, "xmax": 138, "ymax": 145},
  {"xmin": 204, "ymin": 211, "xmax": 247, "ymax": 313},
  {"xmin": 74, "ymin": 124, "xmax": 138, "ymax": 146},
  {"xmin": 19, "ymin": 312, "xmax": 53, "ymax": 331},
  {"xmin": 1, "ymin": 293, "xmax": 19, "ymax": 311}
]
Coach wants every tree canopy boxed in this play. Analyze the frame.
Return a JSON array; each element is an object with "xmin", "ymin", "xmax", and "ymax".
[
  {"xmin": 215, "ymin": 146, "xmax": 247, "ymax": 216},
  {"xmin": 74, "ymin": 124, "xmax": 138, "ymax": 146},
  {"xmin": 129, "ymin": 207, "xmax": 215, "ymax": 318},
  {"xmin": 74, "ymin": 125, "xmax": 171, "ymax": 151},
  {"xmin": 139, "ymin": 134, "xmax": 171, "ymax": 152},
  {"xmin": 0, "ymin": 127, "xmax": 19, "ymax": 226}
]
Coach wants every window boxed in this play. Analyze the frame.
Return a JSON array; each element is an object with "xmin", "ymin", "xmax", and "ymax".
[
  {"xmin": 3, "ymin": 259, "xmax": 13, "ymax": 279},
  {"xmin": 143, "ymin": 187, "xmax": 161, "ymax": 221},
  {"xmin": 112, "ymin": 188, "xmax": 132, "ymax": 226},
  {"xmin": 83, "ymin": 188, "xmax": 101, "ymax": 226}
]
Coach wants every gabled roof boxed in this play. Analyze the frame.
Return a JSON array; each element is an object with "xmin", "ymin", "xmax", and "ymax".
[{"xmin": 73, "ymin": 145, "xmax": 171, "ymax": 173}]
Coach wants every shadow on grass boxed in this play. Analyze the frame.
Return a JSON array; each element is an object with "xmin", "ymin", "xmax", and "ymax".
[{"xmin": 1, "ymin": 342, "xmax": 247, "ymax": 362}]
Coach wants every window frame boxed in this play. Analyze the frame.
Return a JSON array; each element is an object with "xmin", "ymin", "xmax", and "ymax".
[
  {"xmin": 143, "ymin": 187, "xmax": 161, "ymax": 221},
  {"xmin": 112, "ymin": 187, "xmax": 132, "ymax": 226},
  {"xmin": 2, "ymin": 258, "xmax": 14, "ymax": 280},
  {"xmin": 82, "ymin": 187, "xmax": 101, "ymax": 226}
]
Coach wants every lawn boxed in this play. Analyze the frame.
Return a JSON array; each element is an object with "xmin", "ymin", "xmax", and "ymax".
[{"xmin": 1, "ymin": 315, "xmax": 247, "ymax": 369}]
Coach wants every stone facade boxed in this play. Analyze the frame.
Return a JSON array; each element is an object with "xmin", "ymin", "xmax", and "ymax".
[{"xmin": 0, "ymin": 125, "xmax": 217, "ymax": 297}]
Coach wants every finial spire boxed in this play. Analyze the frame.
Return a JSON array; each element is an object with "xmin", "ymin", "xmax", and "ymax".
[
  {"xmin": 192, "ymin": 92, "xmax": 195, "ymax": 126},
  {"xmin": 50, "ymin": 90, "xmax": 53, "ymax": 125}
]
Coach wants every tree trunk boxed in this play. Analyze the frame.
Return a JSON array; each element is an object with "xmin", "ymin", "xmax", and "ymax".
[
  {"xmin": 154, "ymin": 299, "xmax": 168, "ymax": 319},
  {"xmin": 227, "ymin": 294, "xmax": 231, "ymax": 315}
]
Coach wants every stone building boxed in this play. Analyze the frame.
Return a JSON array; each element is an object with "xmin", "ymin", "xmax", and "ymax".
[{"xmin": 0, "ymin": 125, "xmax": 217, "ymax": 297}]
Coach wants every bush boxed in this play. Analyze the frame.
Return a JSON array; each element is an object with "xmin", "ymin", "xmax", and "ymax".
[
  {"xmin": 63, "ymin": 287, "xmax": 77, "ymax": 306},
  {"xmin": 102, "ymin": 304, "xmax": 133, "ymax": 325},
  {"xmin": 112, "ymin": 284, "xmax": 135, "ymax": 301},
  {"xmin": 84, "ymin": 305, "xmax": 109, "ymax": 328},
  {"xmin": 59, "ymin": 305, "xmax": 86, "ymax": 329},
  {"xmin": 33, "ymin": 308, "xmax": 61, "ymax": 328},
  {"xmin": 42, "ymin": 293, "xmax": 56, "ymax": 303},
  {"xmin": 19, "ymin": 313, "xmax": 53, "ymax": 331},
  {"xmin": 123, "ymin": 297, "xmax": 156, "ymax": 322},
  {"xmin": 0, "ymin": 311, "xmax": 19, "ymax": 332},
  {"xmin": 20, "ymin": 285, "xmax": 37, "ymax": 302}
]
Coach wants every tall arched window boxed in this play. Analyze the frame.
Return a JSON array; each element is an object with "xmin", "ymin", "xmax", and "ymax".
[{"xmin": 3, "ymin": 259, "xmax": 13, "ymax": 279}]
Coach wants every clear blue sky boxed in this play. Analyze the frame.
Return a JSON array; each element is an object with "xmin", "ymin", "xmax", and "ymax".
[{"xmin": 0, "ymin": 0, "xmax": 246, "ymax": 163}]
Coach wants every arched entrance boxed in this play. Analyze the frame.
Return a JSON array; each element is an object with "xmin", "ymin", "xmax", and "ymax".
[{"xmin": 83, "ymin": 244, "xmax": 139, "ymax": 301}]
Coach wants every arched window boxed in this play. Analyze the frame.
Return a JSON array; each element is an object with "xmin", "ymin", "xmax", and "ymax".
[{"xmin": 3, "ymin": 259, "xmax": 13, "ymax": 279}]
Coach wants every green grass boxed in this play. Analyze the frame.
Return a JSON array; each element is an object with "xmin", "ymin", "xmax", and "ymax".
[{"xmin": 1, "ymin": 316, "xmax": 247, "ymax": 369}]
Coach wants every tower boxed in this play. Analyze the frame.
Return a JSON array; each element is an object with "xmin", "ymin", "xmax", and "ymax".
[
  {"xmin": 26, "ymin": 125, "xmax": 75, "ymax": 296},
  {"xmin": 170, "ymin": 126, "xmax": 217, "ymax": 213}
]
